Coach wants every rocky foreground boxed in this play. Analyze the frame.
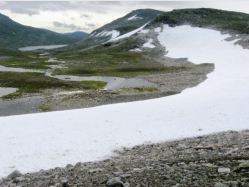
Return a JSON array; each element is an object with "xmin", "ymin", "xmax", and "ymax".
[{"xmin": 1, "ymin": 130, "xmax": 249, "ymax": 187}]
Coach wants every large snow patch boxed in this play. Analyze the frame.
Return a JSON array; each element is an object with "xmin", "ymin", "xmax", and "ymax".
[{"xmin": 1, "ymin": 25, "xmax": 249, "ymax": 178}]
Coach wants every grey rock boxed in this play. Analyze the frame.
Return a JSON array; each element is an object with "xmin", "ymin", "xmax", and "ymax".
[
  {"xmin": 132, "ymin": 168, "xmax": 142, "ymax": 172},
  {"xmin": 88, "ymin": 168, "xmax": 103, "ymax": 173},
  {"xmin": 124, "ymin": 182, "xmax": 130, "ymax": 187},
  {"xmin": 107, "ymin": 177, "xmax": 124, "ymax": 187},
  {"xmin": 242, "ymin": 145, "xmax": 249, "ymax": 149},
  {"xmin": 225, "ymin": 147, "xmax": 239, "ymax": 155},
  {"xmin": 213, "ymin": 182, "xmax": 229, "ymax": 187},
  {"xmin": 120, "ymin": 174, "xmax": 132, "ymax": 179},
  {"xmin": 61, "ymin": 178, "xmax": 69, "ymax": 187},
  {"xmin": 7, "ymin": 170, "xmax": 22, "ymax": 179},
  {"xmin": 239, "ymin": 161, "xmax": 249, "ymax": 168},
  {"xmin": 66, "ymin": 164, "xmax": 73, "ymax": 168},
  {"xmin": 14, "ymin": 176, "xmax": 25, "ymax": 182},
  {"xmin": 218, "ymin": 168, "xmax": 231, "ymax": 173}
]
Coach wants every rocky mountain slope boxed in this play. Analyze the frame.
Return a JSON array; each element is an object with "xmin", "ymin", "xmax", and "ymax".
[
  {"xmin": 74, "ymin": 9, "xmax": 163, "ymax": 50},
  {"xmin": 0, "ymin": 13, "xmax": 80, "ymax": 50}
]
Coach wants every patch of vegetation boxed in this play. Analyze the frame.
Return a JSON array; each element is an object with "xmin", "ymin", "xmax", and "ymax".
[
  {"xmin": 0, "ymin": 72, "xmax": 107, "ymax": 99},
  {"xmin": 79, "ymin": 81, "xmax": 107, "ymax": 90},
  {"xmin": 149, "ymin": 8, "xmax": 249, "ymax": 34},
  {"xmin": 133, "ymin": 87, "xmax": 160, "ymax": 92},
  {"xmin": 38, "ymin": 103, "xmax": 51, "ymax": 112},
  {"xmin": 52, "ymin": 38, "xmax": 189, "ymax": 77},
  {"xmin": 0, "ymin": 48, "xmax": 55, "ymax": 70}
]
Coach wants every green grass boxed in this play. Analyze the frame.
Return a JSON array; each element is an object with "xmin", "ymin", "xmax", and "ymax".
[
  {"xmin": 0, "ymin": 48, "xmax": 54, "ymax": 70},
  {"xmin": 0, "ymin": 72, "xmax": 107, "ymax": 99},
  {"xmin": 51, "ymin": 38, "xmax": 189, "ymax": 77}
]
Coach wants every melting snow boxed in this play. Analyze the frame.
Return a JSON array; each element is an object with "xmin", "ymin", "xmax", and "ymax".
[
  {"xmin": 154, "ymin": 27, "xmax": 161, "ymax": 33},
  {"xmin": 110, "ymin": 22, "xmax": 150, "ymax": 42},
  {"xmin": 130, "ymin": 48, "xmax": 142, "ymax": 52},
  {"xmin": 138, "ymin": 29, "xmax": 149, "ymax": 34},
  {"xmin": 127, "ymin": 14, "xmax": 142, "ymax": 20},
  {"xmin": 1, "ymin": 25, "xmax": 249, "ymax": 178},
  {"xmin": 95, "ymin": 30, "xmax": 120, "ymax": 39},
  {"xmin": 143, "ymin": 39, "xmax": 155, "ymax": 48}
]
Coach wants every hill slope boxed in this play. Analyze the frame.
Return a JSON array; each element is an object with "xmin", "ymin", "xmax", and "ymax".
[
  {"xmin": 148, "ymin": 8, "xmax": 249, "ymax": 34},
  {"xmin": 0, "ymin": 13, "xmax": 80, "ymax": 50},
  {"xmin": 75, "ymin": 9, "xmax": 163, "ymax": 49}
]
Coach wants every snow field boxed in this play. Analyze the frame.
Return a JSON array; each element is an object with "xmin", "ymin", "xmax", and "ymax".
[{"xmin": 1, "ymin": 25, "xmax": 249, "ymax": 178}]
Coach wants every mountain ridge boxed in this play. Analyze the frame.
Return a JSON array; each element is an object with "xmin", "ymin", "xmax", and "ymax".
[
  {"xmin": 61, "ymin": 31, "xmax": 89, "ymax": 38},
  {"xmin": 0, "ymin": 13, "xmax": 81, "ymax": 50}
]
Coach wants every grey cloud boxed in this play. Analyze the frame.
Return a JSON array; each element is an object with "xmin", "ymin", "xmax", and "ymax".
[
  {"xmin": 0, "ymin": 2, "xmax": 39, "ymax": 16},
  {"xmin": 53, "ymin": 21, "xmax": 64, "ymax": 27},
  {"xmin": 10, "ymin": 6, "xmax": 39, "ymax": 16},
  {"xmin": 86, "ymin": 23, "xmax": 96, "ymax": 27},
  {"xmin": 53, "ymin": 21, "xmax": 87, "ymax": 31},
  {"xmin": 40, "ymin": 3, "xmax": 66, "ymax": 11},
  {"xmin": 80, "ymin": 14, "xmax": 91, "ymax": 18}
]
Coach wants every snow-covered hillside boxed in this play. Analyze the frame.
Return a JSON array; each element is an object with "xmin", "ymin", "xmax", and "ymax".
[{"xmin": 1, "ymin": 25, "xmax": 249, "ymax": 178}]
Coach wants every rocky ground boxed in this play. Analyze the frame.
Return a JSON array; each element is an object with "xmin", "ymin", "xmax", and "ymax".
[{"xmin": 1, "ymin": 130, "xmax": 248, "ymax": 187}]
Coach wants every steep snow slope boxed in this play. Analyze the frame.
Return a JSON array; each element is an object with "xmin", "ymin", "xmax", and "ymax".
[{"xmin": 1, "ymin": 25, "xmax": 249, "ymax": 178}]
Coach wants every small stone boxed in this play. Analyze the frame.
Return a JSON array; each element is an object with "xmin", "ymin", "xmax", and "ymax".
[
  {"xmin": 124, "ymin": 182, "xmax": 130, "ymax": 187},
  {"xmin": 178, "ymin": 162, "xmax": 186, "ymax": 166},
  {"xmin": 120, "ymin": 174, "xmax": 131, "ymax": 179},
  {"xmin": 213, "ymin": 182, "xmax": 229, "ymax": 187},
  {"xmin": 66, "ymin": 164, "xmax": 73, "ymax": 168},
  {"xmin": 106, "ymin": 177, "xmax": 124, "ymax": 187},
  {"xmin": 242, "ymin": 145, "xmax": 249, "ymax": 149},
  {"xmin": 218, "ymin": 168, "xmax": 231, "ymax": 173},
  {"xmin": 7, "ymin": 170, "xmax": 22, "ymax": 179},
  {"xmin": 239, "ymin": 161, "xmax": 249, "ymax": 168},
  {"xmin": 88, "ymin": 168, "xmax": 103, "ymax": 173},
  {"xmin": 225, "ymin": 148, "xmax": 239, "ymax": 155},
  {"xmin": 113, "ymin": 172, "xmax": 123, "ymax": 176},
  {"xmin": 202, "ymin": 163, "xmax": 219, "ymax": 168},
  {"xmin": 15, "ymin": 177, "xmax": 25, "ymax": 182},
  {"xmin": 61, "ymin": 178, "xmax": 69, "ymax": 187},
  {"xmin": 132, "ymin": 168, "xmax": 142, "ymax": 172}
]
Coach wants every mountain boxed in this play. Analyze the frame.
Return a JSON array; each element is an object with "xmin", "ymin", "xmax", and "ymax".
[
  {"xmin": 0, "ymin": 13, "xmax": 81, "ymax": 50},
  {"xmin": 75, "ymin": 9, "xmax": 164, "ymax": 49},
  {"xmin": 61, "ymin": 31, "xmax": 89, "ymax": 38},
  {"xmin": 148, "ymin": 8, "xmax": 249, "ymax": 34}
]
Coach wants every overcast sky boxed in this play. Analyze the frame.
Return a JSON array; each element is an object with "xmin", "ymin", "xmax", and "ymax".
[{"xmin": 1, "ymin": 1, "xmax": 249, "ymax": 34}]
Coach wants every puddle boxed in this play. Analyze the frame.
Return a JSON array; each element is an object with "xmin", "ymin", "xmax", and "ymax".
[
  {"xmin": 0, "ymin": 65, "xmax": 41, "ymax": 73},
  {"xmin": 0, "ymin": 87, "xmax": 18, "ymax": 97},
  {"xmin": 0, "ymin": 97, "xmax": 46, "ymax": 117},
  {"xmin": 46, "ymin": 74, "xmax": 158, "ymax": 90},
  {"xmin": 19, "ymin": 45, "xmax": 68, "ymax": 51}
]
